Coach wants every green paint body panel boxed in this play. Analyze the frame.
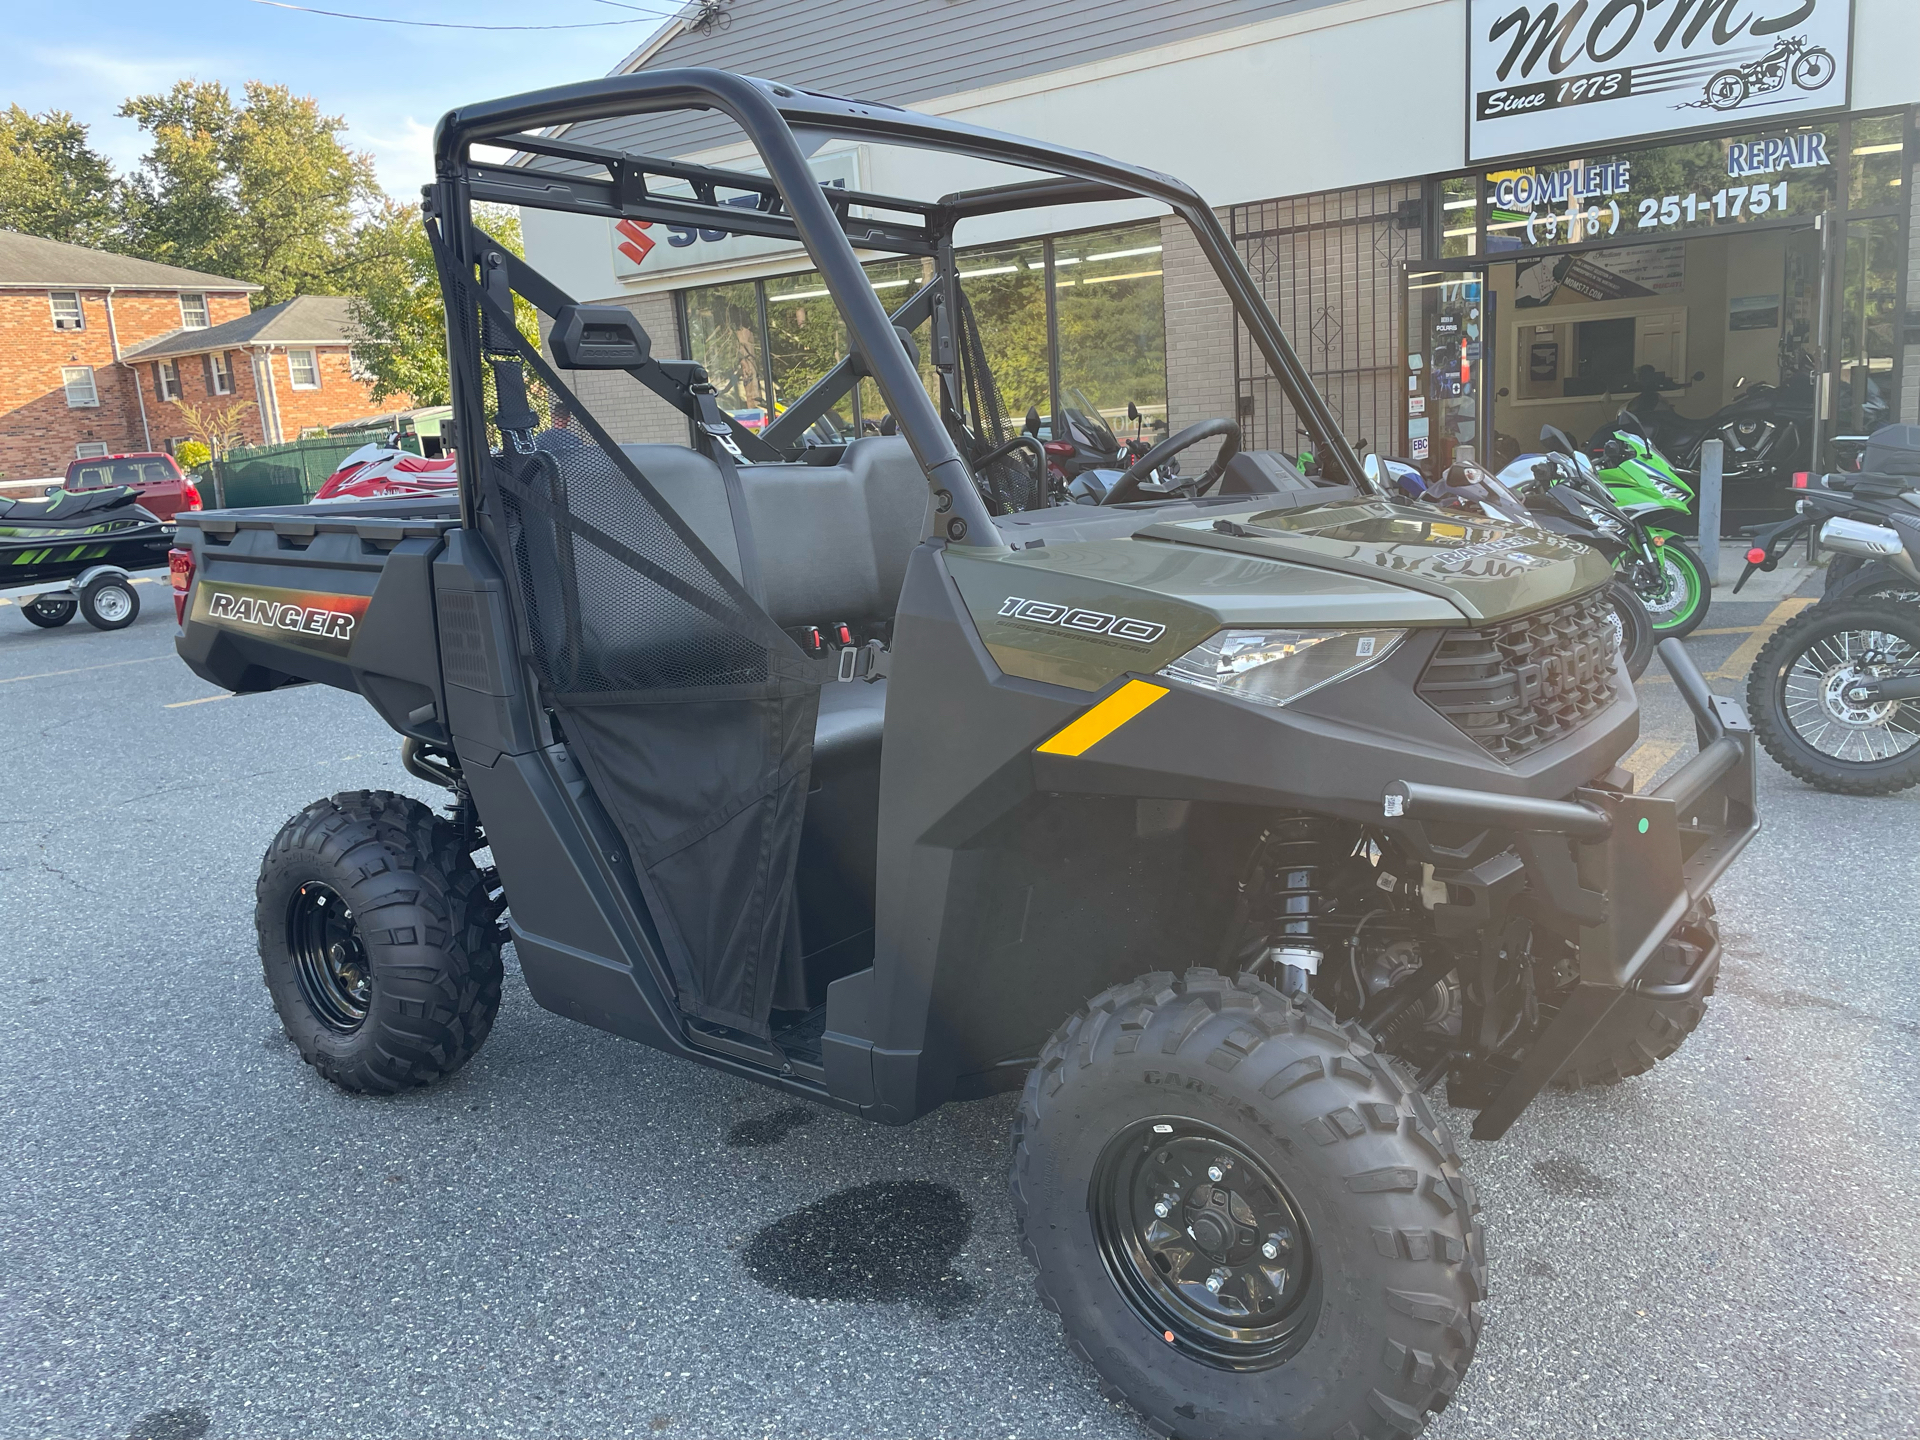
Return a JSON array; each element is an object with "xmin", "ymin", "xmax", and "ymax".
[{"xmin": 951, "ymin": 497, "xmax": 1611, "ymax": 691}]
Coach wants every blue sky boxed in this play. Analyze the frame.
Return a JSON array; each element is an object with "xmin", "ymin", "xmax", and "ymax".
[{"xmin": 7, "ymin": 0, "xmax": 677, "ymax": 200}]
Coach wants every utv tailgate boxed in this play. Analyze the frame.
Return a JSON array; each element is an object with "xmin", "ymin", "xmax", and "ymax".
[{"xmin": 174, "ymin": 501, "xmax": 460, "ymax": 743}]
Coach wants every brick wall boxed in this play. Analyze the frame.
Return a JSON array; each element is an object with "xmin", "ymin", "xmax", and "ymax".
[
  {"xmin": 139, "ymin": 345, "xmax": 269, "ymax": 452},
  {"xmin": 251, "ymin": 347, "xmax": 407, "ymax": 440},
  {"xmin": 0, "ymin": 287, "xmax": 252, "ymax": 478},
  {"xmin": 543, "ymin": 291, "xmax": 691, "ymax": 447},
  {"xmin": 1159, "ymin": 213, "xmax": 1239, "ymax": 433}
]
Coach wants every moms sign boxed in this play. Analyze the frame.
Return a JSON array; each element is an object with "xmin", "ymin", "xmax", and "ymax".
[{"xmin": 1467, "ymin": 0, "xmax": 1852, "ymax": 161}]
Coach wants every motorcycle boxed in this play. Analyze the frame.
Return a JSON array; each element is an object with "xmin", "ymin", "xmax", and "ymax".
[
  {"xmin": 1501, "ymin": 426, "xmax": 1712, "ymax": 641},
  {"xmin": 1378, "ymin": 453, "xmax": 1660, "ymax": 680},
  {"xmin": 1734, "ymin": 424, "xmax": 1920, "ymax": 794},
  {"xmin": 1703, "ymin": 35, "xmax": 1838, "ymax": 111},
  {"xmin": 1615, "ymin": 364, "xmax": 1807, "ymax": 489},
  {"xmin": 1586, "ymin": 420, "xmax": 1712, "ymax": 635}
]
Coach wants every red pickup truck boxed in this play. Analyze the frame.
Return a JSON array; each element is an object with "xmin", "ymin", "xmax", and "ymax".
[{"xmin": 65, "ymin": 452, "xmax": 202, "ymax": 521}]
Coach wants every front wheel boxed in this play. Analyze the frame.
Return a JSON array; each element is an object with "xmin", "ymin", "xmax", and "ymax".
[
  {"xmin": 1625, "ymin": 536, "xmax": 1709, "ymax": 639},
  {"xmin": 1748, "ymin": 601, "xmax": 1920, "ymax": 795},
  {"xmin": 1792, "ymin": 47, "xmax": 1835, "ymax": 89},
  {"xmin": 21, "ymin": 596, "xmax": 77, "ymax": 628},
  {"xmin": 1608, "ymin": 580, "xmax": 1656, "ymax": 681},
  {"xmin": 1014, "ymin": 969, "xmax": 1483, "ymax": 1440}
]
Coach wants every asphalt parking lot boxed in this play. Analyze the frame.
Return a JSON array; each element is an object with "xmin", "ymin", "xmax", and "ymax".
[{"xmin": 3, "ymin": 570, "xmax": 1917, "ymax": 1440}]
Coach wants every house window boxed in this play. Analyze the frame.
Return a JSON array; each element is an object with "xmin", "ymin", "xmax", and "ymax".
[
  {"xmin": 50, "ymin": 292, "xmax": 84, "ymax": 331},
  {"xmin": 154, "ymin": 359, "xmax": 181, "ymax": 403},
  {"xmin": 287, "ymin": 349, "xmax": 321, "ymax": 389},
  {"xmin": 207, "ymin": 351, "xmax": 233, "ymax": 395},
  {"xmin": 348, "ymin": 350, "xmax": 374, "ymax": 382},
  {"xmin": 180, "ymin": 294, "xmax": 210, "ymax": 329},
  {"xmin": 75, "ymin": 442, "xmax": 110, "ymax": 459},
  {"xmin": 61, "ymin": 366, "xmax": 99, "ymax": 407}
]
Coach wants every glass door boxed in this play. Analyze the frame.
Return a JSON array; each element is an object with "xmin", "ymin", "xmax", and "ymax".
[{"xmin": 1403, "ymin": 264, "xmax": 1492, "ymax": 473}]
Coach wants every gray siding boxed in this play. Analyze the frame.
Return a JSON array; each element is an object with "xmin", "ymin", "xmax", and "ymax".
[{"xmin": 557, "ymin": 0, "xmax": 1344, "ymax": 160}]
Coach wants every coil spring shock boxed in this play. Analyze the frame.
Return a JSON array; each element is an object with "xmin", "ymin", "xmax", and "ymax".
[{"xmin": 1250, "ymin": 816, "xmax": 1338, "ymax": 996}]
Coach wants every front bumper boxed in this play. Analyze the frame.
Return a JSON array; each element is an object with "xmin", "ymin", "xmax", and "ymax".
[{"xmin": 1385, "ymin": 638, "xmax": 1759, "ymax": 1139}]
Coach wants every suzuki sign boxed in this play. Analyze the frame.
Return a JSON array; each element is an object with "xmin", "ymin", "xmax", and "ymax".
[
  {"xmin": 1466, "ymin": 0, "xmax": 1852, "ymax": 162},
  {"xmin": 610, "ymin": 149, "xmax": 863, "ymax": 282}
]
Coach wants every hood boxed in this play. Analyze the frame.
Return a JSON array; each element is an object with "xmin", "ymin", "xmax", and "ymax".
[{"xmin": 1141, "ymin": 498, "xmax": 1612, "ymax": 623}]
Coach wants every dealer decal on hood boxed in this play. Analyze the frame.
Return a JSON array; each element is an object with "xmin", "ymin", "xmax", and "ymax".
[{"xmin": 191, "ymin": 580, "xmax": 370, "ymax": 658}]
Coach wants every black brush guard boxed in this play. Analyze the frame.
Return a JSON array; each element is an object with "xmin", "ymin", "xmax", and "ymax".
[{"xmin": 1386, "ymin": 638, "xmax": 1758, "ymax": 1139}]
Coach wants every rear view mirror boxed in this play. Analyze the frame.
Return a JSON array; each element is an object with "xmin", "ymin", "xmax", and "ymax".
[
  {"xmin": 550, "ymin": 305, "xmax": 652, "ymax": 369},
  {"xmin": 1126, "ymin": 401, "xmax": 1140, "ymax": 422},
  {"xmin": 1024, "ymin": 406, "xmax": 1042, "ymax": 435}
]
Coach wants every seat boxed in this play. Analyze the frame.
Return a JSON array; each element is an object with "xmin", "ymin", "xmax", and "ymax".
[{"xmin": 0, "ymin": 486, "xmax": 145, "ymax": 524}]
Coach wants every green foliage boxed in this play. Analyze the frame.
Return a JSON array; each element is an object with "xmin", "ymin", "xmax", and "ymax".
[
  {"xmin": 119, "ymin": 80, "xmax": 381, "ymax": 304},
  {"xmin": 347, "ymin": 203, "xmax": 534, "ymax": 409},
  {"xmin": 173, "ymin": 440, "xmax": 211, "ymax": 471},
  {"xmin": 0, "ymin": 106, "xmax": 119, "ymax": 248}
]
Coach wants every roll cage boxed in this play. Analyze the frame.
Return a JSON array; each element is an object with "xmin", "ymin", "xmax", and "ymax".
[{"xmin": 428, "ymin": 67, "xmax": 1375, "ymax": 540}]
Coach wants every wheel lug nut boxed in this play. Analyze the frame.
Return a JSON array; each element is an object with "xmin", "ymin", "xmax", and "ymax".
[
  {"xmin": 1205, "ymin": 1267, "xmax": 1230, "ymax": 1293},
  {"xmin": 1152, "ymin": 1192, "xmax": 1178, "ymax": 1219},
  {"xmin": 1207, "ymin": 1159, "xmax": 1230, "ymax": 1182},
  {"xmin": 1262, "ymin": 1228, "xmax": 1293, "ymax": 1259}
]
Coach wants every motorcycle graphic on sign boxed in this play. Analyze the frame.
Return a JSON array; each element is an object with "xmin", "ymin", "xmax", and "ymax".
[{"xmin": 1697, "ymin": 36, "xmax": 1837, "ymax": 112}]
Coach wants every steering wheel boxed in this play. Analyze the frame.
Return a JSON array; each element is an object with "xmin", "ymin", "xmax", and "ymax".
[{"xmin": 1100, "ymin": 418, "xmax": 1242, "ymax": 505}]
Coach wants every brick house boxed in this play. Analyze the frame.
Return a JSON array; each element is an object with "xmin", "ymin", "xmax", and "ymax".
[
  {"xmin": 124, "ymin": 293, "xmax": 410, "ymax": 452},
  {"xmin": 0, "ymin": 230, "xmax": 407, "ymax": 480}
]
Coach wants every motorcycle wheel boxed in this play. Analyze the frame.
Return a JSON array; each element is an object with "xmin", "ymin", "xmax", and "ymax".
[
  {"xmin": 1623, "ymin": 536, "xmax": 1709, "ymax": 640},
  {"xmin": 1793, "ymin": 49, "xmax": 1835, "ymax": 89},
  {"xmin": 1608, "ymin": 580, "xmax": 1656, "ymax": 682},
  {"xmin": 1705, "ymin": 70, "xmax": 1748, "ymax": 108},
  {"xmin": 1748, "ymin": 601, "xmax": 1920, "ymax": 796}
]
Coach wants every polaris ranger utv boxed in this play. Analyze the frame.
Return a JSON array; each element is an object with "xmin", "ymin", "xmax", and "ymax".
[{"xmin": 173, "ymin": 70, "xmax": 1758, "ymax": 1439}]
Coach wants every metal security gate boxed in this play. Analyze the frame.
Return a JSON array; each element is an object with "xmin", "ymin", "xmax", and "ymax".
[{"xmin": 1231, "ymin": 183, "xmax": 1424, "ymax": 459}]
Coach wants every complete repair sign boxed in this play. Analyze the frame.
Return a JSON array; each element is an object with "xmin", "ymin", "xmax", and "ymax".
[{"xmin": 191, "ymin": 580, "xmax": 371, "ymax": 659}]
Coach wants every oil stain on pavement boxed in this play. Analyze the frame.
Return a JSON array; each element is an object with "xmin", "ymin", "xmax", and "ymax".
[
  {"xmin": 1531, "ymin": 1153, "xmax": 1615, "ymax": 1199},
  {"xmin": 125, "ymin": 1408, "xmax": 209, "ymax": 1440},
  {"xmin": 742, "ymin": 1179, "xmax": 975, "ymax": 1313},
  {"xmin": 727, "ymin": 1103, "xmax": 815, "ymax": 1147}
]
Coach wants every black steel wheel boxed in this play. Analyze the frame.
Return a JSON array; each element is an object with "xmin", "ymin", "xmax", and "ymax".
[
  {"xmin": 287, "ymin": 882, "xmax": 372, "ymax": 1033},
  {"xmin": 1091, "ymin": 1121, "xmax": 1317, "ymax": 1371},
  {"xmin": 257, "ymin": 790, "xmax": 504, "ymax": 1093},
  {"xmin": 1014, "ymin": 969, "xmax": 1483, "ymax": 1440},
  {"xmin": 21, "ymin": 596, "xmax": 77, "ymax": 628}
]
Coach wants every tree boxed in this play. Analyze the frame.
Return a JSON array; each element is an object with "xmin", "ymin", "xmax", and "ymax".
[
  {"xmin": 348, "ymin": 202, "xmax": 534, "ymax": 409},
  {"xmin": 171, "ymin": 395, "xmax": 258, "ymax": 459},
  {"xmin": 0, "ymin": 106, "xmax": 119, "ymax": 248},
  {"xmin": 119, "ymin": 81, "xmax": 380, "ymax": 304}
]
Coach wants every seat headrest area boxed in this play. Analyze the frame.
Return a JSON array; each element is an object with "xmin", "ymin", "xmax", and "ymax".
[{"xmin": 619, "ymin": 436, "xmax": 930, "ymax": 628}]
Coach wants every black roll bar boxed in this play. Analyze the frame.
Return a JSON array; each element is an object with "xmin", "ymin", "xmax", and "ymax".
[{"xmin": 431, "ymin": 68, "xmax": 1376, "ymax": 545}]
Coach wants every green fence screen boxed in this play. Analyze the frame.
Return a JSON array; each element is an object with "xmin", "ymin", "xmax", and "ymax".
[{"xmin": 196, "ymin": 433, "xmax": 421, "ymax": 509}]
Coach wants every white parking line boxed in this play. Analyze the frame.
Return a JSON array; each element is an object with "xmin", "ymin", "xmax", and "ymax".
[
  {"xmin": 162, "ymin": 693, "xmax": 231, "ymax": 709},
  {"xmin": 0, "ymin": 655, "xmax": 171, "ymax": 686}
]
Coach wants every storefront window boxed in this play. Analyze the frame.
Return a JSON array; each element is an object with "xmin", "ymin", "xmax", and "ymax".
[
  {"xmin": 956, "ymin": 240, "xmax": 1049, "ymax": 427},
  {"xmin": 1839, "ymin": 215, "xmax": 1900, "ymax": 432},
  {"xmin": 1849, "ymin": 114, "xmax": 1905, "ymax": 211},
  {"xmin": 683, "ymin": 280, "xmax": 767, "ymax": 422},
  {"xmin": 765, "ymin": 270, "xmax": 850, "ymax": 438},
  {"xmin": 1438, "ymin": 176, "xmax": 1477, "ymax": 259},
  {"xmin": 1054, "ymin": 222, "xmax": 1167, "ymax": 433}
]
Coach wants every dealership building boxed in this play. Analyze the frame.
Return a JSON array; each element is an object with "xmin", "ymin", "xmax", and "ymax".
[{"xmin": 518, "ymin": 0, "xmax": 1919, "ymax": 479}]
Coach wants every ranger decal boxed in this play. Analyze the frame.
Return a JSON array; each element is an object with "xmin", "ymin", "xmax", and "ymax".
[{"xmin": 192, "ymin": 580, "xmax": 371, "ymax": 658}]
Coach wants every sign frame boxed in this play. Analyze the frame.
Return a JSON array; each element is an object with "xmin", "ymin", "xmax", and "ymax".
[{"xmin": 1465, "ymin": 0, "xmax": 1855, "ymax": 166}]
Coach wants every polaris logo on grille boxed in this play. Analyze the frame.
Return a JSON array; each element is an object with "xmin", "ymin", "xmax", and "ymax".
[{"xmin": 997, "ymin": 596, "xmax": 1167, "ymax": 645}]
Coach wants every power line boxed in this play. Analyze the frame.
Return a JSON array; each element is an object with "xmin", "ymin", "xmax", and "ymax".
[{"xmin": 247, "ymin": 0, "xmax": 682, "ymax": 30}]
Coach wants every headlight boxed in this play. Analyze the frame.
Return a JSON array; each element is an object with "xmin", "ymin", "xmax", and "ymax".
[{"xmin": 1157, "ymin": 628, "xmax": 1406, "ymax": 709}]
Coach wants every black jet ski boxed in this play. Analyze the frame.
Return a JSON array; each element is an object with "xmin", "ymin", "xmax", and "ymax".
[{"xmin": 1, "ymin": 486, "xmax": 173, "ymax": 630}]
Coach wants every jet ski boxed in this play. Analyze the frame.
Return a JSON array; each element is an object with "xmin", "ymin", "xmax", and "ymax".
[{"xmin": 1, "ymin": 486, "xmax": 174, "ymax": 630}]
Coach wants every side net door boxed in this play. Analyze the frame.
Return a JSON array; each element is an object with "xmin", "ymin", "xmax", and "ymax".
[{"xmin": 443, "ymin": 228, "xmax": 823, "ymax": 1040}]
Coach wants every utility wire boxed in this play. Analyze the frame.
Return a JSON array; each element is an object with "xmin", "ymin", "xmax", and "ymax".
[{"xmin": 247, "ymin": 0, "xmax": 681, "ymax": 30}]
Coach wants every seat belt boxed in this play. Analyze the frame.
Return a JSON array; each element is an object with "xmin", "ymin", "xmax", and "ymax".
[{"xmin": 691, "ymin": 385, "xmax": 767, "ymax": 609}]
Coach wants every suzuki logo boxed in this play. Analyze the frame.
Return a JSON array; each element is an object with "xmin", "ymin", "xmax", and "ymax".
[{"xmin": 614, "ymin": 218, "xmax": 656, "ymax": 267}]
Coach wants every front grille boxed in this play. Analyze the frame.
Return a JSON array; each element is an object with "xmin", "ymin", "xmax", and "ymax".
[{"xmin": 1417, "ymin": 588, "xmax": 1620, "ymax": 761}]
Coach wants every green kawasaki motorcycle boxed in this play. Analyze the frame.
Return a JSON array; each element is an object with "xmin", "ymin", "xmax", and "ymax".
[{"xmin": 1585, "ymin": 422, "xmax": 1711, "ymax": 639}]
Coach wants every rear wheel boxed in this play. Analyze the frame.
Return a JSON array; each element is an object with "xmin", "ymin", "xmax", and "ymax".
[
  {"xmin": 21, "ymin": 596, "xmax": 76, "ymax": 628},
  {"xmin": 78, "ymin": 574, "xmax": 138, "ymax": 630},
  {"xmin": 1748, "ymin": 600, "xmax": 1920, "ymax": 795},
  {"xmin": 1014, "ymin": 969, "xmax": 1483, "ymax": 1440},
  {"xmin": 257, "ymin": 790, "xmax": 503, "ymax": 1093}
]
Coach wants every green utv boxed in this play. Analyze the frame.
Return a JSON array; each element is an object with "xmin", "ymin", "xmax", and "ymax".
[{"xmin": 173, "ymin": 72, "xmax": 1758, "ymax": 1439}]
